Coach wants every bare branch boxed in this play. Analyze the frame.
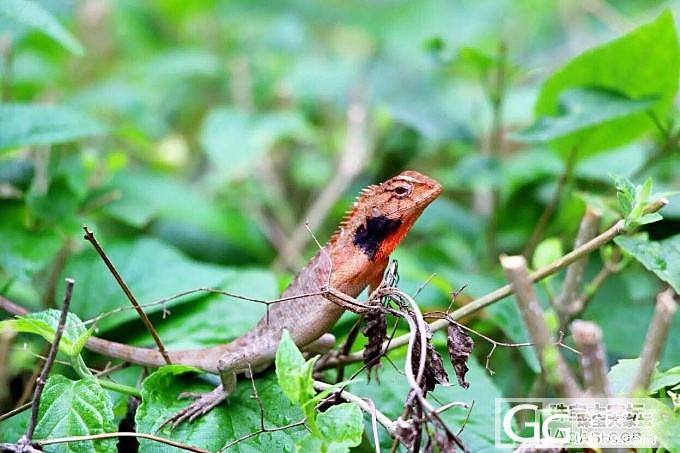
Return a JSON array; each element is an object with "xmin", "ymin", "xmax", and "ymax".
[
  {"xmin": 501, "ymin": 255, "xmax": 581, "ymax": 397},
  {"xmin": 571, "ymin": 320, "xmax": 610, "ymax": 396},
  {"xmin": 0, "ymin": 402, "xmax": 31, "ymax": 423},
  {"xmin": 323, "ymin": 217, "xmax": 634, "ymax": 368},
  {"xmin": 366, "ymin": 398, "xmax": 380, "ymax": 453},
  {"xmin": 313, "ymin": 381, "xmax": 395, "ymax": 435},
  {"xmin": 21, "ymin": 279, "xmax": 75, "ymax": 448},
  {"xmin": 630, "ymin": 288, "xmax": 677, "ymax": 394},
  {"xmin": 554, "ymin": 207, "xmax": 601, "ymax": 323},
  {"xmin": 36, "ymin": 432, "xmax": 210, "ymax": 453},
  {"xmin": 424, "ymin": 312, "xmax": 579, "ymax": 375},
  {"xmin": 82, "ymin": 226, "xmax": 171, "ymax": 364},
  {"xmin": 572, "ymin": 247, "xmax": 622, "ymax": 312}
]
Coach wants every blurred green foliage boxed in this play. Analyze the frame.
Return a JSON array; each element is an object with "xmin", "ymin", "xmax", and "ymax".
[{"xmin": 0, "ymin": 0, "xmax": 679, "ymax": 450}]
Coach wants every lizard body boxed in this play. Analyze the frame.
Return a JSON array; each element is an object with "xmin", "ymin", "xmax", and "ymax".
[{"xmin": 0, "ymin": 170, "xmax": 442, "ymax": 424}]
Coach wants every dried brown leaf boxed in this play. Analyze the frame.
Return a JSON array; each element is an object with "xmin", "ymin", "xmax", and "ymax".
[
  {"xmin": 362, "ymin": 310, "xmax": 387, "ymax": 380},
  {"xmin": 447, "ymin": 322, "xmax": 474, "ymax": 389},
  {"xmin": 411, "ymin": 326, "xmax": 449, "ymax": 392},
  {"xmin": 425, "ymin": 429, "xmax": 458, "ymax": 453}
]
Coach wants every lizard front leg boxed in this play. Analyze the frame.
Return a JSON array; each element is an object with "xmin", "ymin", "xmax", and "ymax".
[{"xmin": 161, "ymin": 357, "xmax": 240, "ymax": 429}]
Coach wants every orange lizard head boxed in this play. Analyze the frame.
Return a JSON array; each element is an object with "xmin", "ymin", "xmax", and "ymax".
[{"xmin": 332, "ymin": 170, "xmax": 442, "ymax": 262}]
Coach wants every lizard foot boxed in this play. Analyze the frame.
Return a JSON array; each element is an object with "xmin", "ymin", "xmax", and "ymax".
[{"xmin": 160, "ymin": 384, "xmax": 228, "ymax": 429}]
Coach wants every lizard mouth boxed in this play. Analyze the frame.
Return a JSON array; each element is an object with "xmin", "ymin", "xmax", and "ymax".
[{"xmin": 381, "ymin": 188, "xmax": 441, "ymax": 218}]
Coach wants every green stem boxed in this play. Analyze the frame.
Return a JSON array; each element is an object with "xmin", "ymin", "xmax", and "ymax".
[
  {"xmin": 71, "ymin": 355, "xmax": 141, "ymax": 397},
  {"xmin": 98, "ymin": 378, "xmax": 141, "ymax": 398}
]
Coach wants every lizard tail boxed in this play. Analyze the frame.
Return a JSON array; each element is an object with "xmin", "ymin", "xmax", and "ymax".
[
  {"xmin": 0, "ymin": 295, "xmax": 225, "ymax": 372},
  {"xmin": 85, "ymin": 335, "xmax": 170, "ymax": 367}
]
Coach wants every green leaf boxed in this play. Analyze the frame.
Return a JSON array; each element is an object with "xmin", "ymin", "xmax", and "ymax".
[
  {"xmin": 615, "ymin": 233, "xmax": 680, "ymax": 293},
  {"xmin": 644, "ymin": 397, "xmax": 680, "ymax": 452},
  {"xmin": 0, "ymin": 310, "xmax": 91, "ymax": 356},
  {"xmin": 456, "ymin": 46, "xmax": 496, "ymax": 75},
  {"xmin": 60, "ymin": 237, "xmax": 229, "ymax": 331},
  {"xmin": 0, "ymin": 104, "xmax": 106, "ymax": 151},
  {"xmin": 135, "ymin": 366, "xmax": 304, "ymax": 452},
  {"xmin": 0, "ymin": 0, "xmax": 84, "ymax": 55},
  {"xmin": 275, "ymin": 330, "xmax": 316, "ymax": 407},
  {"xmin": 607, "ymin": 358, "xmax": 640, "ymax": 396},
  {"xmin": 486, "ymin": 300, "xmax": 541, "ymax": 373},
  {"xmin": 534, "ymin": 10, "xmax": 679, "ymax": 157},
  {"xmin": 315, "ymin": 403, "xmax": 363, "ymax": 452},
  {"xmin": 650, "ymin": 366, "xmax": 680, "ymax": 394},
  {"xmin": 295, "ymin": 435, "xmax": 323, "ymax": 452},
  {"xmin": 532, "ymin": 237, "xmax": 563, "ymax": 271},
  {"xmin": 101, "ymin": 168, "xmax": 271, "ymax": 262},
  {"xmin": 0, "ymin": 404, "xmax": 28, "ymax": 443},
  {"xmin": 0, "ymin": 206, "xmax": 63, "ymax": 280},
  {"xmin": 516, "ymin": 87, "xmax": 656, "ymax": 143},
  {"xmin": 613, "ymin": 174, "xmax": 636, "ymax": 217},
  {"xmin": 200, "ymin": 108, "xmax": 310, "ymax": 183},
  {"xmin": 583, "ymin": 266, "xmax": 680, "ymax": 368},
  {"xmin": 33, "ymin": 376, "xmax": 116, "ymax": 452},
  {"xmin": 636, "ymin": 212, "xmax": 663, "ymax": 225}
]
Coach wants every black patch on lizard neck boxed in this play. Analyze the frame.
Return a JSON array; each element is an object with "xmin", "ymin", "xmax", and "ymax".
[{"xmin": 353, "ymin": 215, "xmax": 402, "ymax": 260}]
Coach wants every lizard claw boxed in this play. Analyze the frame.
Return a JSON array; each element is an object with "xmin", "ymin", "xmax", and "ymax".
[
  {"xmin": 177, "ymin": 391, "xmax": 205, "ymax": 399},
  {"xmin": 159, "ymin": 385, "xmax": 228, "ymax": 430}
]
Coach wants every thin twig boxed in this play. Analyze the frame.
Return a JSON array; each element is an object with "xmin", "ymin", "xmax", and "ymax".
[
  {"xmin": 571, "ymin": 320, "xmax": 610, "ymax": 397},
  {"xmin": 501, "ymin": 255, "xmax": 581, "ymax": 398},
  {"xmin": 0, "ymin": 402, "xmax": 31, "ymax": 423},
  {"xmin": 321, "ymin": 215, "xmax": 639, "ymax": 368},
  {"xmin": 83, "ymin": 287, "xmax": 327, "ymax": 326},
  {"xmin": 572, "ymin": 248, "xmax": 622, "ymax": 313},
  {"xmin": 327, "ymin": 198, "xmax": 666, "ymax": 367},
  {"xmin": 366, "ymin": 398, "xmax": 381, "ymax": 453},
  {"xmin": 313, "ymin": 381, "xmax": 395, "ymax": 434},
  {"xmin": 434, "ymin": 401, "xmax": 469, "ymax": 414},
  {"xmin": 554, "ymin": 207, "xmax": 601, "ymax": 325},
  {"xmin": 413, "ymin": 273, "xmax": 436, "ymax": 300},
  {"xmin": 21, "ymin": 279, "xmax": 75, "ymax": 448},
  {"xmin": 335, "ymin": 316, "xmax": 363, "ymax": 383},
  {"xmin": 629, "ymin": 288, "xmax": 677, "ymax": 394},
  {"xmin": 15, "ymin": 344, "xmax": 50, "ymax": 408},
  {"xmin": 424, "ymin": 312, "xmax": 579, "ymax": 375},
  {"xmin": 36, "ymin": 432, "xmax": 209, "ymax": 453},
  {"xmin": 523, "ymin": 146, "xmax": 578, "ymax": 259},
  {"xmin": 219, "ymin": 419, "xmax": 306, "ymax": 451},
  {"xmin": 82, "ymin": 226, "xmax": 171, "ymax": 364},
  {"xmin": 214, "ymin": 364, "xmax": 308, "ymax": 451}
]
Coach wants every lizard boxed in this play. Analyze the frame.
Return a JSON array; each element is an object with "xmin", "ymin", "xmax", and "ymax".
[{"xmin": 0, "ymin": 170, "xmax": 442, "ymax": 426}]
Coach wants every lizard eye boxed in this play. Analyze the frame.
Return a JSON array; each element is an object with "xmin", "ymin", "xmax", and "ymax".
[{"xmin": 394, "ymin": 184, "xmax": 412, "ymax": 198}]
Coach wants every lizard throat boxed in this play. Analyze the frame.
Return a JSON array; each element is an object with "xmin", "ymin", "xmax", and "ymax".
[{"xmin": 352, "ymin": 215, "xmax": 403, "ymax": 261}]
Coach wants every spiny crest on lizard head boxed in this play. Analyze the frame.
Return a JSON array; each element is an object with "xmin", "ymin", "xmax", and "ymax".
[{"xmin": 330, "ymin": 170, "xmax": 442, "ymax": 261}]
